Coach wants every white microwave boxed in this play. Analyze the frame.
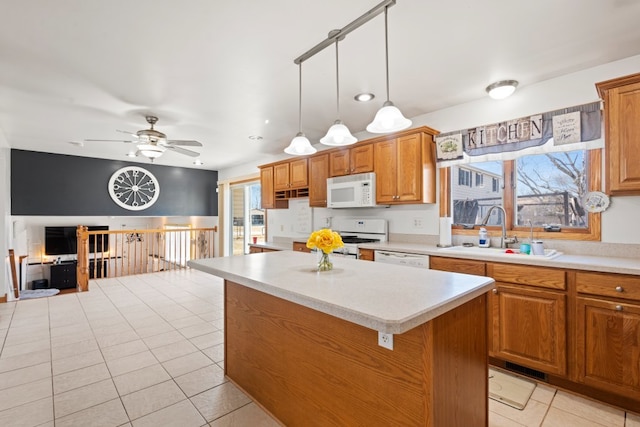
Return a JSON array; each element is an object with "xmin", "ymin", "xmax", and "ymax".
[{"xmin": 327, "ymin": 172, "xmax": 376, "ymax": 208}]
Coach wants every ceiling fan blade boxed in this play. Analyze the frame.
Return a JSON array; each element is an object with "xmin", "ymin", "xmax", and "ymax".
[
  {"xmin": 117, "ymin": 129, "xmax": 139, "ymax": 138},
  {"xmin": 165, "ymin": 139, "xmax": 203, "ymax": 147},
  {"xmin": 84, "ymin": 139, "xmax": 136, "ymax": 143},
  {"xmin": 164, "ymin": 145, "xmax": 200, "ymax": 157}
]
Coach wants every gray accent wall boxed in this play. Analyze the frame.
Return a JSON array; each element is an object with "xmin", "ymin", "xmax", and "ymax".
[{"xmin": 11, "ymin": 150, "xmax": 218, "ymax": 216}]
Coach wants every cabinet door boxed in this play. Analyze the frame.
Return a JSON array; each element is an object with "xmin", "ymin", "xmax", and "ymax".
[
  {"xmin": 490, "ymin": 284, "xmax": 567, "ymax": 375},
  {"xmin": 374, "ymin": 139, "xmax": 398, "ymax": 203},
  {"xmin": 358, "ymin": 248, "xmax": 374, "ymax": 261},
  {"xmin": 576, "ymin": 296, "xmax": 640, "ymax": 399},
  {"xmin": 350, "ymin": 144, "xmax": 374, "ymax": 174},
  {"xmin": 396, "ymin": 133, "xmax": 422, "ymax": 202},
  {"xmin": 289, "ymin": 159, "xmax": 308, "ymax": 188},
  {"xmin": 274, "ymin": 163, "xmax": 290, "ymax": 191},
  {"xmin": 260, "ymin": 167, "xmax": 275, "ymax": 209},
  {"xmin": 329, "ymin": 150, "xmax": 350, "ymax": 177},
  {"xmin": 597, "ymin": 75, "xmax": 640, "ymax": 195},
  {"xmin": 309, "ymin": 154, "xmax": 329, "ymax": 207}
]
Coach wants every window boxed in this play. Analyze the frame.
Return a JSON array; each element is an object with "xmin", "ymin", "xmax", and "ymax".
[
  {"xmin": 444, "ymin": 149, "xmax": 601, "ymax": 241},
  {"xmin": 516, "ymin": 151, "xmax": 587, "ymax": 228},
  {"xmin": 458, "ymin": 169, "xmax": 471, "ymax": 187},
  {"xmin": 475, "ymin": 173, "xmax": 484, "ymax": 187}
]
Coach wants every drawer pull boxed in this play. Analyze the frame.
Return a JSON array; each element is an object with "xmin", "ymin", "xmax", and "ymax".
[
  {"xmin": 615, "ymin": 286, "xmax": 624, "ymax": 292},
  {"xmin": 615, "ymin": 305, "xmax": 623, "ymax": 311},
  {"xmin": 492, "ymin": 288, "xmax": 498, "ymax": 294}
]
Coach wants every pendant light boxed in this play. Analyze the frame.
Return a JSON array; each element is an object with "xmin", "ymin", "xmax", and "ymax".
[
  {"xmin": 366, "ymin": 6, "xmax": 411, "ymax": 134},
  {"xmin": 320, "ymin": 37, "xmax": 357, "ymax": 146},
  {"xmin": 284, "ymin": 63, "xmax": 317, "ymax": 155}
]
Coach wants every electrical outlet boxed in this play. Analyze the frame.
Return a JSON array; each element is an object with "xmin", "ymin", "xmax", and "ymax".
[
  {"xmin": 413, "ymin": 218, "xmax": 424, "ymax": 229},
  {"xmin": 378, "ymin": 332, "xmax": 394, "ymax": 350}
]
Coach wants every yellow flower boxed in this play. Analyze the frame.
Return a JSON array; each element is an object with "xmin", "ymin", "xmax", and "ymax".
[{"xmin": 306, "ymin": 228, "xmax": 344, "ymax": 254}]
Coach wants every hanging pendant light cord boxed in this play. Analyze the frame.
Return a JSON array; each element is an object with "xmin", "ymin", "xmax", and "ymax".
[
  {"xmin": 335, "ymin": 40, "xmax": 340, "ymax": 119},
  {"xmin": 298, "ymin": 62, "xmax": 303, "ymax": 133},
  {"xmin": 384, "ymin": 6, "xmax": 390, "ymax": 102}
]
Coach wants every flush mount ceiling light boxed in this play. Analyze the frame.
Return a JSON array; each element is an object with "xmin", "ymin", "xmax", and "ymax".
[
  {"xmin": 284, "ymin": 62, "xmax": 317, "ymax": 156},
  {"xmin": 320, "ymin": 37, "xmax": 357, "ymax": 147},
  {"xmin": 486, "ymin": 80, "xmax": 519, "ymax": 99},
  {"xmin": 354, "ymin": 93, "xmax": 375, "ymax": 102},
  {"xmin": 366, "ymin": 5, "xmax": 411, "ymax": 134},
  {"xmin": 193, "ymin": 158, "xmax": 203, "ymax": 166}
]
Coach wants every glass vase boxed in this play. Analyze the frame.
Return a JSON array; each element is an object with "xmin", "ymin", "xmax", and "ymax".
[{"xmin": 317, "ymin": 252, "xmax": 333, "ymax": 272}]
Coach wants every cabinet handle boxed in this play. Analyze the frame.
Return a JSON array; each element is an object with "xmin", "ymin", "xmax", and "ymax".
[
  {"xmin": 615, "ymin": 286, "xmax": 624, "ymax": 292},
  {"xmin": 615, "ymin": 305, "xmax": 623, "ymax": 311},
  {"xmin": 492, "ymin": 288, "xmax": 498, "ymax": 294}
]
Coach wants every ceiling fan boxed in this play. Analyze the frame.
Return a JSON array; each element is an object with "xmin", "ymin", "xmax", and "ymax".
[{"xmin": 85, "ymin": 116, "xmax": 203, "ymax": 161}]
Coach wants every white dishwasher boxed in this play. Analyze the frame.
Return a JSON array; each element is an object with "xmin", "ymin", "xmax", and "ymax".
[{"xmin": 374, "ymin": 250, "xmax": 430, "ymax": 269}]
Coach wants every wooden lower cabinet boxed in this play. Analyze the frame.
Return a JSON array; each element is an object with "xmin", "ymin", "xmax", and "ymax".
[
  {"xmin": 490, "ymin": 283, "xmax": 567, "ymax": 375},
  {"xmin": 576, "ymin": 296, "xmax": 640, "ymax": 400},
  {"xmin": 358, "ymin": 248, "xmax": 374, "ymax": 261},
  {"xmin": 248, "ymin": 246, "xmax": 280, "ymax": 254}
]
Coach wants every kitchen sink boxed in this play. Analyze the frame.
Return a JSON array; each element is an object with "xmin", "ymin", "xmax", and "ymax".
[{"xmin": 439, "ymin": 245, "xmax": 562, "ymax": 259}]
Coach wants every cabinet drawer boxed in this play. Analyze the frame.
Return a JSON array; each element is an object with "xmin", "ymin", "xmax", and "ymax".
[
  {"xmin": 292, "ymin": 242, "xmax": 311, "ymax": 253},
  {"xmin": 430, "ymin": 256, "xmax": 486, "ymax": 276},
  {"xmin": 490, "ymin": 263, "xmax": 566, "ymax": 290},
  {"xmin": 576, "ymin": 271, "xmax": 640, "ymax": 302}
]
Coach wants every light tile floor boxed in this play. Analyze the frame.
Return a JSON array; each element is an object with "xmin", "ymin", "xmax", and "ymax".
[{"xmin": 0, "ymin": 269, "xmax": 636, "ymax": 426}]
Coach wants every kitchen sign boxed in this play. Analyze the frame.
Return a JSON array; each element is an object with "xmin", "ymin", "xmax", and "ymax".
[{"xmin": 435, "ymin": 101, "xmax": 601, "ymax": 162}]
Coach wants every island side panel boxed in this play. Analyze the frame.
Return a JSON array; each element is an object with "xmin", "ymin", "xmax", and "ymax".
[
  {"xmin": 224, "ymin": 280, "xmax": 488, "ymax": 426},
  {"xmin": 430, "ymin": 293, "xmax": 488, "ymax": 426}
]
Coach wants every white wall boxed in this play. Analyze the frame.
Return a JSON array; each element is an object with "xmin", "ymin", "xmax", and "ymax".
[
  {"xmin": 220, "ymin": 54, "xmax": 640, "ymax": 245},
  {"xmin": 0, "ymin": 143, "xmax": 10, "ymax": 299}
]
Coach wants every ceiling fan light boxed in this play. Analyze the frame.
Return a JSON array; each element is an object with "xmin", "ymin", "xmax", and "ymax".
[
  {"xmin": 137, "ymin": 144, "xmax": 166, "ymax": 159},
  {"xmin": 320, "ymin": 120, "xmax": 358, "ymax": 146},
  {"xmin": 284, "ymin": 133, "xmax": 316, "ymax": 155},
  {"xmin": 486, "ymin": 80, "xmax": 519, "ymax": 99},
  {"xmin": 366, "ymin": 101, "xmax": 412, "ymax": 133}
]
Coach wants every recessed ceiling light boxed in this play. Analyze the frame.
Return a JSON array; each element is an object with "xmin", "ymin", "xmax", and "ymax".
[
  {"xmin": 193, "ymin": 159, "xmax": 203, "ymax": 166},
  {"xmin": 264, "ymin": 119, "xmax": 270, "ymax": 124},
  {"xmin": 68, "ymin": 140, "xmax": 84, "ymax": 147},
  {"xmin": 486, "ymin": 80, "xmax": 519, "ymax": 99},
  {"xmin": 248, "ymin": 135, "xmax": 263, "ymax": 141},
  {"xmin": 354, "ymin": 93, "xmax": 375, "ymax": 102},
  {"xmin": 126, "ymin": 151, "xmax": 137, "ymax": 158}
]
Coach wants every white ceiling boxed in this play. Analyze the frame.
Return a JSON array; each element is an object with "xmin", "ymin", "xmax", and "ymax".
[{"xmin": 2, "ymin": 0, "xmax": 640, "ymax": 171}]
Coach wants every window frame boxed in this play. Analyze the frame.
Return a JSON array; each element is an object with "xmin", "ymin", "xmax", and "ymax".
[{"xmin": 440, "ymin": 149, "xmax": 601, "ymax": 241}]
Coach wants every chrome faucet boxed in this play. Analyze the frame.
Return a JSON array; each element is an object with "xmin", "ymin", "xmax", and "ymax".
[{"xmin": 480, "ymin": 205, "xmax": 518, "ymax": 249}]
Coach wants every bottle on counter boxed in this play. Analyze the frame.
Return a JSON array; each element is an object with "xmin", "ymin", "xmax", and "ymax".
[{"xmin": 479, "ymin": 228, "xmax": 490, "ymax": 248}]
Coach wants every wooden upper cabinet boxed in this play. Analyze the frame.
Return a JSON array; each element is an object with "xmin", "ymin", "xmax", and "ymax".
[
  {"xmin": 374, "ymin": 130, "xmax": 437, "ymax": 204},
  {"xmin": 309, "ymin": 153, "xmax": 329, "ymax": 207},
  {"xmin": 596, "ymin": 73, "xmax": 640, "ymax": 195},
  {"xmin": 329, "ymin": 144, "xmax": 374, "ymax": 177},
  {"xmin": 260, "ymin": 166, "xmax": 275, "ymax": 209},
  {"xmin": 274, "ymin": 159, "xmax": 308, "ymax": 191}
]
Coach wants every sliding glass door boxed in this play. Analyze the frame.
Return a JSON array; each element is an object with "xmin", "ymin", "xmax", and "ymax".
[{"xmin": 229, "ymin": 181, "xmax": 263, "ymax": 255}]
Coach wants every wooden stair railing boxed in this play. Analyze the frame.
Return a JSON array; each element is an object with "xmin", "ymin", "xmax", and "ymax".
[{"xmin": 76, "ymin": 226, "xmax": 217, "ymax": 291}]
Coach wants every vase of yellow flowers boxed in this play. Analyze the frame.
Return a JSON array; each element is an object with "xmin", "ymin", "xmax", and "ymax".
[{"xmin": 306, "ymin": 228, "xmax": 344, "ymax": 272}]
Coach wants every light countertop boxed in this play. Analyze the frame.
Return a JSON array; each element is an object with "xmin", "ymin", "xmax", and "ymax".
[
  {"xmin": 358, "ymin": 242, "xmax": 640, "ymax": 276},
  {"xmin": 188, "ymin": 251, "xmax": 494, "ymax": 334}
]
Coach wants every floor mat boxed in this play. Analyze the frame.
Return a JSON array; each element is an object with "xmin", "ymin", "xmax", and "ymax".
[
  {"xmin": 19, "ymin": 288, "xmax": 61, "ymax": 299},
  {"xmin": 489, "ymin": 368, "xmax": 536, "ymax": 410}
]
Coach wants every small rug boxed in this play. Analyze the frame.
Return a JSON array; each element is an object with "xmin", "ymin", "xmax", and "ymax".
[
  {"xmin": 489, "ymin": 368, "xmax": 536, "ymax": 410},
  {"xmin": 19, "ymin": 289, "xmax": 61, "ymax": 300}
]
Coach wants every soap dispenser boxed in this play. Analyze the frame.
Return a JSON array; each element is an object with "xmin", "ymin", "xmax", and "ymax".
[{"xmin": 479, "ymin": 228, "xmax": 490, "ymax": 248}]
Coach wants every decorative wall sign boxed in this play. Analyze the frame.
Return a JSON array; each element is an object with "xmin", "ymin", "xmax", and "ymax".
[
  {"xmin": 553, "ymin": 111, "xmax": 581, "ymax": 145},
  {"xmin": 108, "ymin": 166, "xmax": 160, "ymax": 211},
  {"xmin": 435, "ymin": 134, "xmax": 463, "ymax": 160}
]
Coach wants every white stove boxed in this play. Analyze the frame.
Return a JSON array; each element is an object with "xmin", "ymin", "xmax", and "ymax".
[{"xmin": 332, "ymin": 218, "xmax": 388, "ymax": 258}]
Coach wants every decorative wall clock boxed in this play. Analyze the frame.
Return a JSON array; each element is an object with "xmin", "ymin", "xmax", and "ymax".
[{"xmin": 108, "ymin": 166, "xmax": 160, "ymax": 210}]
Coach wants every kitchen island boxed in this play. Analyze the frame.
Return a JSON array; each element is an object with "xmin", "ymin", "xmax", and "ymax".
[{"xmin": 189, "ymin": 251, "xmax": 495, "ymax": 426}]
